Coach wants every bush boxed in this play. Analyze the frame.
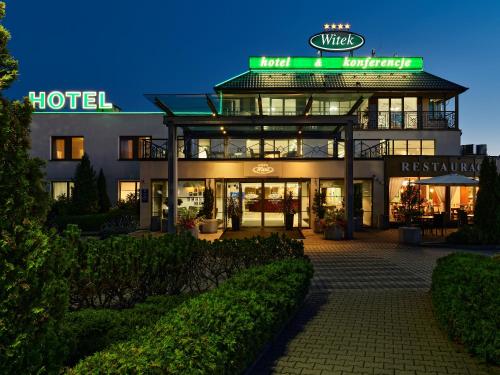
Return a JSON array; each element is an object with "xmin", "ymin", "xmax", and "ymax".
[
  {"xmin": 49, "ymin": 208, "xmax": 138, "ymax": 233},
  {"xmin": 70, "ymin": 259, "xmax": 313, "ymax": 374},
  {"xmin": 68, "ymin": 229, "xmax": 304, "ymax": 309},
  {"xmin": 432, "ymin": 253, "xmax": 500, "ymax": 364},
  {"xmin": 0, "ymin": 224, "xmax": 73, "ymax": 374},
  {"xmin": 446, "ymin": 225, "xmax": 481, "ymax": 245},
  {"xmin": 60, "ymin": 295, "xmax": 189, "ymax": 367}
]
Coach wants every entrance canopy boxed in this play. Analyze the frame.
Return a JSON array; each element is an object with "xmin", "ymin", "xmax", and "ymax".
[{"xmin": 414, "ymin": 174, "xmax": 479, "ymax": 186}]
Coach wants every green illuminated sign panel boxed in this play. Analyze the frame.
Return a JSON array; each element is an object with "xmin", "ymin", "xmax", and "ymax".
[
  {"xmin": 28, "ymin": 91, "xmax": 113, "ymax": 110},
  {"xmin": 249, "ymin": 56, "xmax": 424, "ymax": 71},
  {"xmin": 309, "ymin": 31, "xmax": 365, "ymax": 52}
]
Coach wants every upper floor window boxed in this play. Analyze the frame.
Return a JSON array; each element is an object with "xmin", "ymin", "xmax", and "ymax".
[
  {"xmin": 261, "ymin": 98, "xmax": 296, "ymax": 115},
  {"xmin": 119, "ymin": 136, "xmax": 151, "ymax": 160},
  {"xmin": 378, "ymin": 97, "xmax": 418, "ymax": 129},
  {"xmin": 52, "ymin": 136, "xmax": 84, "ymax": 160}
]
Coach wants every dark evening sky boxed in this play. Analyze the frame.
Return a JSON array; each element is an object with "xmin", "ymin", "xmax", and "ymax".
[{"xmin": 5, "ymin": 0, "xmax": 500, "ymax": 154}]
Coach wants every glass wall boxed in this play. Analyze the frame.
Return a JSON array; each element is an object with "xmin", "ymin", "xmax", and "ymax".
[
  {"xmin": 320, "ymin": 179, "xmax": 373, "ymax": 226},
  {"xmin": 151, "ymin": 180, "xmax": 205, "ymax": 220},
  {"xmin": 388, "ymin": 178, "xmax": 445, "ymax": 222}
]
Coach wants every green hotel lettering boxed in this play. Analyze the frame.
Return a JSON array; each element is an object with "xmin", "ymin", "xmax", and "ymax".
[
  {"xmin": 342, "ymin": 57, "xmax": 413, "ymax": 70},
  {"xmin": 28, "ymin": 91, "xmax": 113, "ymax": 110},
  {"xmin": 259, "ymin": 56, "xmax": 291, "ymax": 68}
]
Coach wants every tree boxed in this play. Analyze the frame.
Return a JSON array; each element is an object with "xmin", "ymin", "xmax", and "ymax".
[
  {"xmin": 474, "ymin": 157, "xmax": 499, "ymax": 243},
  {"xmin": 97, "ymin": 168, "xmax": 111, "ymax": 213},
  {"xmin": 71, "ymin": 153, "xmax": 99, "ymax": 214},
  {"xmin": 0, "ymin": 3, "xmax": 69, "ymax": 373}
]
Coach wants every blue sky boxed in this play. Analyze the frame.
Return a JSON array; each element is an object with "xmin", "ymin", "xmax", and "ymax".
[{"xmin": 5, "ymin": 0, "xmax": 500, "ymax": 154}]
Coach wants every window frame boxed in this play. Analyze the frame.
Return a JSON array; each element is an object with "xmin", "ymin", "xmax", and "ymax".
[
  {"xmin": 51, "ymin": 181, "xmax": 74, "ymax": 200},
  {"xmin": 118, "ymin": 180, "xmax": 140, "ymax": 201},
  {"xmin": 51, "ymin": 136, "xmax": 84, "ymax": 161},
  {"xmin": 118, "ymin": 136, "xmax": 152, "ymax": 160}
]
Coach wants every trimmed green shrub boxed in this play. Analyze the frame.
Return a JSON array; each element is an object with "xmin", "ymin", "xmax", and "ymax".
[
  {"xmin": 61, "ymin": 295, "xmax": 189, "ymax": 367},
  {"xmin": 432, "ymin": 253, "xmax": 500, "ymax": 363},
  {"xmin": 70, "ymin": 259, "xmax": 313, "ymax": 374},
  {"xmin": 68, "ymin": 230, "xmax": 304, "ymax": 309}
]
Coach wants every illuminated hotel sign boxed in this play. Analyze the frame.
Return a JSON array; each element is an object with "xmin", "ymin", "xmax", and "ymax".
[
  {"xmin": 309, "ymin": 23, "xmax": 364, "ymax": 52},
  {"xmin": 28, "ymin": 91, "xmax": 112, "ymax": 111},
  {"xmin": 249, "ymin": 56, "xmax": 424, "ymax": 71},
  {"xmin": 309, "ymin": 30, "xmax": 364, "ymax": 52}
]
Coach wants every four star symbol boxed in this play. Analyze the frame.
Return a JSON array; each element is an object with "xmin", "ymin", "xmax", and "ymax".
[{"xmin": 323, "ymin": 23, "xmax": 351, "ymax": 30}]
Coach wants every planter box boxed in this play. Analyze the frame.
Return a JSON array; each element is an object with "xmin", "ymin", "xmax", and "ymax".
[
  {"xmin": 312, "ymin": 219, "xmax": 323, "ymax": 233},
  {"xmin": 200, "ymin": 219, "xmax": 218, "ymax": 233},
  {"xmin": 324, "ymin": 225, "xmax": 344, "ymax": 240},
  {"xmin": 398, "ymin": 226, "xmax": 421, "ymax": 245}
]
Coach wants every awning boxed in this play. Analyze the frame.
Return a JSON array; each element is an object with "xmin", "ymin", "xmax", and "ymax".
[{"xmin": 414, "ymin": 174, "xmax": 479, "ymax": 186}]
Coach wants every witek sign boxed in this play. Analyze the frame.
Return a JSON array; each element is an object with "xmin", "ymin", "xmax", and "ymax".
[
  {"xmin": 28, "ymin": 91, "xmax": 112, "ymax": 111},
  {"xmin": 309, "ymin": 31, "xmax": 365, "ymax": 52}
]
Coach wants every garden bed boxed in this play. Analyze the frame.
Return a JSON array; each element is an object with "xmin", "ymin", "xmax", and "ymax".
[{"xmin": 69, "ymin": 259, "xmax": 313, "ymax": 374}]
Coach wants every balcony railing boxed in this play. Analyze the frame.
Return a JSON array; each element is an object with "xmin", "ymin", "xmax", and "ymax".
[{"xmin": 357, "ymin": 111, "xmax": 456, "ymax": 130}]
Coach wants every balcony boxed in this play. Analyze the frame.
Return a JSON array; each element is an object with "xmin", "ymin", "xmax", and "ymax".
[{"xmin": 357, "ymin": 111, "xmax": 457, "ymax": 130}]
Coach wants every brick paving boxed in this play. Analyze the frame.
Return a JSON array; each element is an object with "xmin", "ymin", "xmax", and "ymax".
[{"xmin": 251, "ymin": 229, "xmax": 499, "ymax": 375}]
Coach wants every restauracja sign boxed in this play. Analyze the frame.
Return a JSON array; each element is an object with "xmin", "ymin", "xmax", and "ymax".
[
  {"xmin": 28, "ymin": 91, "xmax": 112, "ymax": 110},
  {"xmin": 401, "ymin": 161, "xmax": 480, "ymax": 173}
]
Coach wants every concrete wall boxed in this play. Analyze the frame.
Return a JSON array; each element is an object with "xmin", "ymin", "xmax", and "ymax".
[
  {"xmin": 31, "ymin": 113, "xmax": 164, "ymax": 203},
  {"xmin": 139, "ymin": 159, "xmax": 385, "ymax": 229}
]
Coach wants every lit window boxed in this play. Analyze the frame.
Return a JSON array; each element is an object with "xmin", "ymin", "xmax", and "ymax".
[
  {"xmin": 119, "ymin": 136, "xmax": 151, "ymax": 160},
  {"xmin": 52, "ymin": 137, "xmax": 84, "ymax": 160},
  {"xmin": 407, "ymin": 140, "xmax": 421, "ymax": 155},
  {"xmin": 52, "ymin": 181, "xmax": 74, "ymax": 200},
  {"xmin": 422, "ymin": 140, "xmax": 435, "ymax": 155},
  {"xmin": 119, "ymin": 181, "xmax": 139, "ymax": 201},
  {"xmin": 393, "ymin": 140, "xmax": 407, "ymax": 155},
  {"xmin": 71, "ymin": 137, "xmax": 84, "ymax": 159},
  {"xmin": 54, "ymin": 139, "xmax": 65, "ymax": 159}
]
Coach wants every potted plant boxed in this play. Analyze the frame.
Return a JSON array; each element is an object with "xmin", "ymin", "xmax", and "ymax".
[
  {"xmin": 398, "ymin": 184, "xmax": 424, "ymax": 245},
  {"xmin": 353, "ymin": 183, "xmax": 364, "ymax": 231},
  {"xmin": 282, "ymin": 191, "xmax": 296, "ymax": 230},
  {"xmin": 199, "ymin": 186, "xmax": 218, "ymax": 233},
  {"xmin": 312, "ymin": 188, "xmax": 326, "ymax": 233},
  {"xmin": 323, "ymin": 207, "xmax": 345, "ymax": 240},
  {"xmin": 227, "ymin": 195, "xmax": 242, "ymax": 231},
  {"xmin": 177, "ymin": 206, "xmax": 202, "ymax": 238}
]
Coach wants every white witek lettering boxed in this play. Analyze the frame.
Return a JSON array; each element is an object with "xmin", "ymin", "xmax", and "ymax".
[{"xmin": 321, "ymin": 33, "xmax": 335, "ymax": 45}]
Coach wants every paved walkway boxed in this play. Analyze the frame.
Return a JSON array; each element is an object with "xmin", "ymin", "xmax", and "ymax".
[{"xmin": 251, "ymin": 230, "xmax": 499, "ymax": 375}]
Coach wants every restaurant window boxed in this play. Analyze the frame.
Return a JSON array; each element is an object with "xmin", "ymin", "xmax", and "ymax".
[
  {"xmin": 52, "ymin": 136, "xmax": 84, "ymax": 160},
  {"xmin": 51, "ymin": 181, "xmax": 74, "ymax": 200},
  {"xmin": 389, "ymin": 178, "xmax": 445, "ymax": 222},
  {"xmin": 320, "ymin": 179, "xmax": 372, "ymax": 226},
  {"xmin": 422, "ymin": 140, "xmax": 435, "ymax": 155},
  {"xmin": 119, "ymin": 181, "xmax": 140, "ymax": 201},
  {"xmin": 119, "ymin": 136, "xmax": 151, "ymax": 160}
]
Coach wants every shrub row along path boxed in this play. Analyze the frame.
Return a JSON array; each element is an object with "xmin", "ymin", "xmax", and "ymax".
[{"xmin": 251, "ymin": 229, "xmax": 498, "ymax": 375}]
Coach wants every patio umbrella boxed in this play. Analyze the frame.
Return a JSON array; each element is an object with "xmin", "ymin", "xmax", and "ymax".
[{"xmin": 414, "ymin": 173, "xmax": 479, "ymax": 186}]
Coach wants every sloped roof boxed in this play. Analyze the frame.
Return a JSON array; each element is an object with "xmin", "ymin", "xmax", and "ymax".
[{"xmin": 215, "ymin": 71, "xmax": 468, "ymax": 93}]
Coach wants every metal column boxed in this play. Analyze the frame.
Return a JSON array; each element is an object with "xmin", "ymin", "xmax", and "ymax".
[
  {"xmin": 167, "ymin": 120, "xmax": 178, "ymax": 234},
  {"xmin": 344, "ymin": 121, "xmax": 354, "ymax": 239}
]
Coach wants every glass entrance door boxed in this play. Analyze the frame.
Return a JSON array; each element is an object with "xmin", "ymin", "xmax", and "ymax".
[
  {"xmin": 241, "ymin": 182, "xmax": 262, "ymax": 227},
  {"xmin": 222, "ymin": 179, "xmax": 310, "ymax": 228},
  {"xmin": 263, "ymin": 181, "xmax": 285, "ymax": 226}
]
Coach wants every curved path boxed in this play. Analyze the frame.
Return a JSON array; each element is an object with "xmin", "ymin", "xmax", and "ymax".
[{"xmin": 251, "ymin": 230, "xmax": 498, "ymax": 375}]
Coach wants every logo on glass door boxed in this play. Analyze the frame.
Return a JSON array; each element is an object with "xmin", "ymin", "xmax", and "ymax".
[{"xmin": 252, "ymin": 163, "xmax": 275, "ymax": 175}]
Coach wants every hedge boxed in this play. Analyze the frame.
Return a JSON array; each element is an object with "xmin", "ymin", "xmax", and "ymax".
[
  {"xmin": 60, "ymin": 295, "xmax": 190, "ymax": 367},
  {"xmin": 64, "ymin": 227, "xmax": 304, "ymax": 309},
  {"xmin": 70, "ymin": 259, "xmax": 313, "ymax": 374},
  {"xmin": 431, "ymin": 253, "xmax": 500, "ymax": 364}
]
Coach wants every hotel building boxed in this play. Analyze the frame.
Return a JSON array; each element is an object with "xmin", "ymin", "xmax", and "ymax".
[{"xmin": 30, "ymin": 45, "xmax": 490, "ymax": 234}]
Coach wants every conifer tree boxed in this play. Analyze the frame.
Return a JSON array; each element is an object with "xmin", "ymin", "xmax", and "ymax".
[
  {"xmin": 97, "ymin": 168, "xmax": 111, "ymax": 213},
  {"xmin": 71, "ymin": 153, "xmax": 99, "ymax": 214},
  {"xmin": 474, "ymin": 157, "xmax": 498, "ymax": 243}
]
